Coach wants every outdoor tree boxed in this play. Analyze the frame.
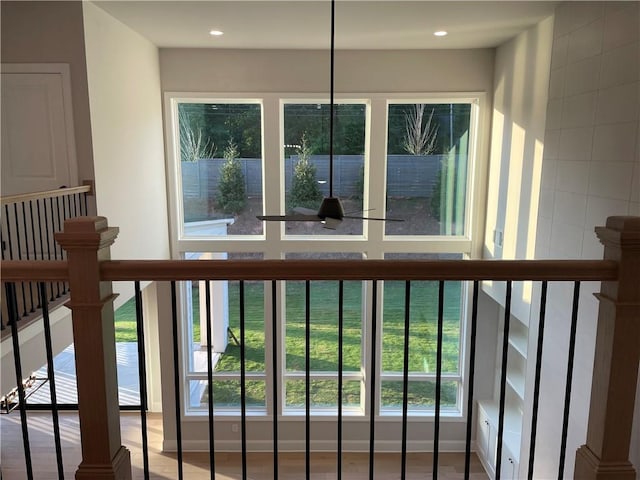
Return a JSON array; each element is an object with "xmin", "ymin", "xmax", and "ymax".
[
  {"xmin": 216, "ymin": 139, "xmax": 246, "ymax": 214},
  {"xmin": 402, "ymin": 104, "xmax": 439, "ymax": 155},
  {"xmin": 179, "ymin": 109, "xmax": 216, "ymax": 162},
  {"xmin": 289, "ymin": 132, "xmax": 323, "ymax": 210}
]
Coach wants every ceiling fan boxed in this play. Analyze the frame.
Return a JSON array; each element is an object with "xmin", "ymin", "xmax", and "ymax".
[{"xmin": 257, "ymin": 0, "xmax": 402, "ymax": 230}]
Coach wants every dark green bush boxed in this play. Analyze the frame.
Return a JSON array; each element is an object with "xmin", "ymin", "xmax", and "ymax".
[
  {"xmin": 289, "ymin": 133, "xmax": 323, "ymax": 210},
  {"xmin": 216, "ymin": 140, "xmax": 246, "ymax": 214}
]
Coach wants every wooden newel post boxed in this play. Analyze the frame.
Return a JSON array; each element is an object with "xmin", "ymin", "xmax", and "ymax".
[
  {"xmin": 56, "ymin": 217, "xmax": 132, "ymax": 480},
  {"xmin": 575, "ymin": 216, "xmax": 640, "ymax": 479}
]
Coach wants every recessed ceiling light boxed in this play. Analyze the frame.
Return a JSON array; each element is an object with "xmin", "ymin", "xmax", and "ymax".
[
  {"xmin": 209, "ymin": 30, "xmax": 224, "ymax": 36},
  {"xmin": 434, "ymin": 31, "xmax": 448, "ymax": 37}
]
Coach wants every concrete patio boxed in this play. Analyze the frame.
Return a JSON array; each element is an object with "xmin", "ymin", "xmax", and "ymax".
[{"xmin": 28, "ymin": 342, "xmax": 141, "ymax": 406}]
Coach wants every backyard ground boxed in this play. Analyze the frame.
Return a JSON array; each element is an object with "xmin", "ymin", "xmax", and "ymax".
[
  {"xmin": 216, "ymin": 197, "xmax": 443, "ymax": 236},
  {"xmin": 116, "ymin": 195, "xmax": 459, "ymax": 408}
]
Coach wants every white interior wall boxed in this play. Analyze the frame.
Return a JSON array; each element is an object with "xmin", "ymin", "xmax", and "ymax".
[
  {"xmin": 160, "ymin": 48, "xmax": 496, "ymax": 94},
  {"xmin": 481, "ymin": 15, "xmax": 556, "ymax": 476},
  {"xmin": 483, "ymin": 16, "xmax": 554, "ymax": 320},
  {"xmin": 0, "ymin": 1, "xmax": 96, "ymax": 200},
  {"xmin": 532, "ymin": 2, "xmax": 640, "ymax": 478},
  {"xmin": 83, "ymin": 2, "xmax": 170, "ymax": 305}
]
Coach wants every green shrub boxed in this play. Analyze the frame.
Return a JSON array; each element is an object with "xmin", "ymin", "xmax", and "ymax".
[
  {"xmin": 289, "ymin": 133, "xmax": 323, "ymax": 210},
  {"xmin": 216, "ymin": 139, "xmax": 246, "ymax": 214},
  {"xmin": 430, "ymin": 159, "xmax": 445, "ymax": 221}
]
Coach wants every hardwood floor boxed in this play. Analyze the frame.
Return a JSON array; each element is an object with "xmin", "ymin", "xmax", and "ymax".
[{"xmin": 1, "ymin": 412, "xmax": 489, "ymax": 479}]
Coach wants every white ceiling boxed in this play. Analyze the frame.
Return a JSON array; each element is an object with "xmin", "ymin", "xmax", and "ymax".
[{"xmin": 94, "ymin": 1, "xmax": 557, "ymax": 50}]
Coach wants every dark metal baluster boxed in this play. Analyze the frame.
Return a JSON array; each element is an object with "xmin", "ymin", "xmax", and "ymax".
[
  {"xmin": 49, "ymin": 198, "xmax": 61, "ymax": 298},
  {"xmin": 21, "ymin": 203, "xmax": 35, "ymax": 312},
  {"xmin": 4, "ymin": 205, "xmax": 14, "ymax": 261},
  {"xmin": 29, "ymin": 201, "xmax": 40, "ymax": 309},
  {"xmin": 83, "ymin": 192, "xmax": 88, "ymax": 216},
  {"xmin": 73, "ymin": 193, "xmax": 79, "ymax": 217},
  {"xmin": 56, "ymin": 196, "xmax": 63, "ymax": 231},
  {"xmin": 558, "ymin": 282, "xmax": 581, "ymax": 479},
  {"xmin": 36, "ymin": 200, "xmax": 45, "ymax": 263},
  {"xmin": 337, "ymin": 281, "xmax": 344, "ymax": 480},
  {"xmin": 6, "ymin": 282, "xmax": 33, "ymax": 479},
  {"xmin": 433, "ymin": 281, "xmax": 445, "ymax": 479},
  {"xmin": 134, "ymin": 282, "xmax": 150, "ymax": 479},
  {"xmin": 305, "ymin": 280, "xmax": 311, "ymax": 480},
  {"xmin": 464, "ymin": 281, "xmax": 480, "ymax": 479},
  {"xmin": 39, "ymin": 283, "xmax": 64, "ymax": 479},
  {"xmin": 35, "ymin": 200, "xmax": 46, "ymax": 305},
  {"xmin": 205, "ymin": 282, "xmax": 215, "ymax": 479},
  {"xmin": 170, "ymin": 282, "xmax": 183, "ymax": 480},
  {"xmin": 528, "ymin": 281, "xmax": 548, "ymax": 479},
  {"xmin": 0, "ymin": 229, "xmax": 4, "ymax": 331},
  {"xmin": 57, "ymin": 197, "xmax": 67, "ymax": 294},
  {"xmin": 240, "ymin": 281, "xmax": 247, "ymax": 480},
  {"xmin": 369, "ymin": 280, "xmax": 378, "ymax": 480},
  {"xmin": 4, "ymin": 205, "xmax": 15, "ymax": 320},
  {"xmin": 495, "ymin": 281, "xmax": 513, "ymax": 480},
  {"xmin": 43, "ymin": 198, "xmax": 55, "ymax": 301},
  {"xmin": 271, "ymin": 280, "xmax": 279, "ymax": 480},
  {"xmin": 401, "ymin": 281, "xmax": 411, "ymax": 480},
  {"xmin": 13, "ymin": 204, "xmax": 28, "ymax": 316},
  {"xmin": 65, "ymin": 194, "xmax": 72, "ymax": 219}
]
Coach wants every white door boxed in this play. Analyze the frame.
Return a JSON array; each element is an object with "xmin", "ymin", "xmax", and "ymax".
[{"xmin": 1, "ymin": 64, "xmax": 78, "ymax": 196}]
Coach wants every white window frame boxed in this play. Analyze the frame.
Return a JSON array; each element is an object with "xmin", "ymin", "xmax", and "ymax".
[{"xmin": 163, "ymin": 92, "xmax": 486, "ymax": 421}]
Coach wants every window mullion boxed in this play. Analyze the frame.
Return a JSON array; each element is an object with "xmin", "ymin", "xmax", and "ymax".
[
  {"xmin": 262, "ymin": 95, "xmax": 282, "ymax": 244},
  {"xmin": 366, "ymin": 98, "xmax": 388, "ymax": 245}
]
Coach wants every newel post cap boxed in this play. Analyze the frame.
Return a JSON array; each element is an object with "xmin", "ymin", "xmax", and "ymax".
[
  {"xmin": 596, "ymin": 216, "xmax": 640, "ymax": 249},
  {"xmin": 55, "ymin": 216, "xmax": 119, "ymax": 250}
]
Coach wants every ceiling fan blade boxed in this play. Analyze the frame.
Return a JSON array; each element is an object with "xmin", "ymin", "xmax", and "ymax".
[
  {"xmin": 257, "ymin": 214, "xmax": 323, "ymax": 222},
  {"xmin": 343, "ymin": 208, "xmax": 375, "ymax": 215},
  {"xmin": 293, "ymin": 207, "xmax": 320, "ymax": 215},
  {"xmin": 343, "ymin": 215, "xmax": 404, "ymax": 222},
  {"xmin": 322, "ymin": 217, "xmax": 343, "ymax": 230}
]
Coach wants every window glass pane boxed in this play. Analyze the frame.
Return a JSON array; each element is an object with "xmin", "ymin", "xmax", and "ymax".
[
  {"xmin": 282, "ymin": 103, "xmax": 366, "ymax": 235},
  {"xmin": 284, "ymin": 280, "xmax": 363, "ymax": 373},
  {"xmin": 179, "ymin": 102, "xmax": 263, "ymax": 236},
  {"xmin": 386, "ymin": 103, "xmax": 471, "ymax": 236},
  {"xmin": 217, "ymin": 280, "xmax": 265, "ymax": 372},
  {"xmin": 380, "ymin": 380, "xmax": 458, "ymax": 410},
  {"xmin": 189, "ymin": 379, "xmax": 265, "ymax": 409},
  {"xmin": 285, "ymin": 379, "xmax": 361, "ymax": 409},
  {"xmin": 186, "ymin": 253, "xmax": 265, "ymax": 374},
  {"xmin": 284, "ymin": 253, "xmax": 363, "ymax": 374},
  {"xmin": 381, "ymin": 254, "xmax": 462, "ymax": 378}
]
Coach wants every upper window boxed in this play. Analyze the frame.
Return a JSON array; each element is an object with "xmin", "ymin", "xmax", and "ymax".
[
  {"xmin": 282, "ymin": 101, "xmax": 367, "ymax": 236},
  {"xmin": 385, "ymin": 102, "xmax": 473, "ymax": 236},
  {"xmin": 177, "ymin": 101, "xmax": 263, "ymax": 237}
]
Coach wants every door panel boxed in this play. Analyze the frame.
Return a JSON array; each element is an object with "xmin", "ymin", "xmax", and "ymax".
[{"xmin": 1, "ymin": 66, "xmax": 77, "ymax": 195}]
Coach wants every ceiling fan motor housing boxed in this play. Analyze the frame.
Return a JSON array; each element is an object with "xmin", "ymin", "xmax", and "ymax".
[{"xmin": 318, "ymin": 197, "xmax": 345, "ymax": 219}]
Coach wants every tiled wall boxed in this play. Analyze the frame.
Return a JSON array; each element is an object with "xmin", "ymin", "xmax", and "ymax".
[
  {"xmin": 538, "ymin": 1, "xmax": 639, "ymax": 261},
  {"xmin": 532, "ymin": 2, "xmax": 639, "ymax": 477}
]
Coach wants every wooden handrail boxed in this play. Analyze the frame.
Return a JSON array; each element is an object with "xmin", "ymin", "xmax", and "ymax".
[
  {"xmin": 0, "ymin": 258, "xmax": 619, "ymax": 282},
  {"xmin": 0, "ymin": 261, "xmax": 69, "ymax": 281},
  {"xmin": 1, "ymin": 184, "xmax": 92, "ymax": 206}
]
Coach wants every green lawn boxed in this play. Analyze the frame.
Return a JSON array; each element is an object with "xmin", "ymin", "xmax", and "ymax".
[
  {"xmin": 116, "ymin": 280, "xmax": 462, "ymax": 408},
  {"xmin": 114, "ymin": 297, "xmax": 138, "ymax": 342}
]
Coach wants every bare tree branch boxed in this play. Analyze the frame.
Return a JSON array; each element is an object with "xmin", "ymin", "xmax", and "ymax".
[{"xmin": 402, "ymin": 104, "xmax": 439, "ymax": 155}]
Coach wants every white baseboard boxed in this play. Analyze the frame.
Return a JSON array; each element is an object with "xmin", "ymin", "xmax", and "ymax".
[{"xmin": 163, "ymin": 438, "xmax": 477, "ymax": 453}]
